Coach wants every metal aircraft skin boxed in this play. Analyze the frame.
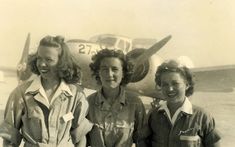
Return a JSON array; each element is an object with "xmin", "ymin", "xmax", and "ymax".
[{"xmin": 1, "ymin": 33, "xmax": 235, "ymax": 100}]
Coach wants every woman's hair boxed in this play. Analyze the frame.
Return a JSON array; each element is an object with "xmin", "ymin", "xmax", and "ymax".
[
  {"xmin": 89, "ymin": 49, "xmax": 133, "ymax": 86},
  {"xmin": 155, "ymin": 59, "xmax": 195, "ymax": 97},
  {"xmin": 28, "ymin": 35, "xmax": 81, "ymax": 84}
]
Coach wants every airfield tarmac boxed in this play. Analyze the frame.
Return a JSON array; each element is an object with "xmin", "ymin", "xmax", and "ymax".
[{"xmin": 0, "ymin": 77, "xmax": 235, "ymax": 146}]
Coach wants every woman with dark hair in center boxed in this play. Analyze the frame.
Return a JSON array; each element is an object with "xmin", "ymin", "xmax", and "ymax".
[{"xmin": 87, "ymin": 49, "xmax": 148, "ymax": 147}]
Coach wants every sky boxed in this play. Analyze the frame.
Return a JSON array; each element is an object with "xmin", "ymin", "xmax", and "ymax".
[{"xmin": 1, "ymin": 0, "xmax": 235, "ymax": 68}]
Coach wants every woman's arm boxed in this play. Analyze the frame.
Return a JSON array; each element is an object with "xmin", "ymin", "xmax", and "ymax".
[
  {"xmin": 201, "ymin": 109, "xmax": 221, "ymax": 147},
  {"xmin": 74, "ymin": 136, "xmax": 86, "ymax": 147},
  {"xmin": 70, "ymin": 89, "xmax": 93, "ymax": 146},
  {"xmin": 208, "ymin": 141, "xmax": 220, "ymax": 147},
  {"xmin": 133, "ymin": 97, "xmax": 149, "ymax": 147},
  {"xmin": 0, "ymin": 87, "xmax": 24, "ymax": 146}
]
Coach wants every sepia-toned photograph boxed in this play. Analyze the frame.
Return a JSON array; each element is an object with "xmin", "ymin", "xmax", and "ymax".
[{"xmin": 0, "ymin": 0, "xmax": 235, "ymax": 146}]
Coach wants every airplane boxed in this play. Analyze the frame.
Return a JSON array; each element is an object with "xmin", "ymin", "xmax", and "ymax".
[
  {"xmin": 1, "ymin": 33, "xmax": 235, "ymax": 108},
  {"xmin": 89, "ymin": 34, "xmax": 133, "ymax": 54},
  {"xmin": 66, "ymin": 34, "xmax": 235, "ymax": 98}
]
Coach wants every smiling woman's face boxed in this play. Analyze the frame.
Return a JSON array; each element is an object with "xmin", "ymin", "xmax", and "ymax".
[
  {"xmin": 160, "ymin": 72, "xmax": 187, "ymax": 104},
  {"xmin": 99, "ymin": 57, "xmax": 123, "ymax": 90},
  {"xmin": 36, "ymin": 46, "xmax": 60, "ymax": 80}
]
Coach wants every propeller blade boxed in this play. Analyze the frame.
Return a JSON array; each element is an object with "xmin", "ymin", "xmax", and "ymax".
[
  {"xmin": 17, "ymin": 33, "xmax": 32, "ymax": 83},
  {"xmin": 19, "ymin": 33, "xmax": 31, "ymax": 64},
  {"xmin": 132, "ymin": 35, "xmax": 171, "ymax": 68}
]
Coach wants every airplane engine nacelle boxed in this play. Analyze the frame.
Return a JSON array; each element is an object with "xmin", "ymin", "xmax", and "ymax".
[
  {"xmin": 126, "ymin": 49, "xmax": 163, "ymax": 98},
  {"xmin": 127, "ymin": 49, "xmax": 150, "ymax": 82}
]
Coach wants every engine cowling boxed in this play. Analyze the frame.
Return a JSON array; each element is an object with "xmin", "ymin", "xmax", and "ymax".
[
  {"xmin": 127, "ymin": 48, "xmax": 150, "ymax": 82},
  {"xmin": 126, "ymin": 48, "xmax": 163, "ymax": 98}
]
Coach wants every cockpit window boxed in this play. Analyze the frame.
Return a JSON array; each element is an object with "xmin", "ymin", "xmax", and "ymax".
[
  {"xmin": 117, "ymin": 40, "xmax": 125, "ymax": 49},
  {"xmin": 97, "ymin": 37, "xmax": 117, "ymax": 47},
  {"xmin": 125, "ymin": 41, "xmax": 130, "ymax": 52}
]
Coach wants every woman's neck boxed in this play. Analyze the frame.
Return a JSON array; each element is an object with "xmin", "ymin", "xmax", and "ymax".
[
  {"xmin": 41, "ymin": 77, "xmax": 60, "ymax": 90},
  {"xmin": 167, "ymin": 100, "xmax": 185, "ymax": 117},
  {"xmin": 41, "ymin": 77, "xmax": 61, "ymax": 103},
  {"xmin": 102, "ymin": 86, "xmax": 121, "ymax": 104}
]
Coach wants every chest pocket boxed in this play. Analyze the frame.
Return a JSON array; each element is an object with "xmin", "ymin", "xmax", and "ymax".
[
  {"xmin": 115, "ymin": 121, "xmax": 134, "ymax": 129},
  {"xmin": 22, "ymin": 109, "xmax": 42, "ymax": 141},
  {"xmin": 180, "ymin": 135, "xmax": 201, "ymax": 147},
  {"xmin": 179, "ymin": 126, "xmax": 201, "ymax": 147},
  {"xmin": 114, "ymin": 121, "xmax": 135, "ymax": 140}
]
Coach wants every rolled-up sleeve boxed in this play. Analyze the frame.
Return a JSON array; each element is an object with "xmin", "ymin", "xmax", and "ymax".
[
  {"xmin": 0, "ymin": 88, "xmax": 24, "ymax": 146},
  {"xmin": 70, "ymin": 92, "xmax": 93, "ymax": 144},
  {"xmin": 202, "ymin": 112, "xmax": 221, "ymax": 146}
]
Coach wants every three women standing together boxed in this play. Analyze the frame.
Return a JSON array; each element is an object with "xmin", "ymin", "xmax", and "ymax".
[{"xmin": 0, "ymin": 35, "xmax": 220, "ymax": 147}]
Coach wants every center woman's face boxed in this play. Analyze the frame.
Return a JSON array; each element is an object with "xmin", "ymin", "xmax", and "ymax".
[
  {"xmin": 160, "ymin": 72, "xmax": 187, "ymax": 104},
  {"xmin": 99, "ymin": 57, "xmax": 123, "ymax": 89}
]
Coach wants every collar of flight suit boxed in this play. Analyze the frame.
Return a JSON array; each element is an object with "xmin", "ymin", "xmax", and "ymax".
[
  {"xmin": 157, "ymin": 97, "xmax": 193, "ymax": 125},
  {"xmin": 158, "ymin": 97, "xmax": 193, "ymax": 115},
  {"xmin": 95, "ymin": 86, "xmax": 127, "ymax": 106},
  {"xmin": 25, "ymin": 76, "xmax": 73, "ymax": 107}
]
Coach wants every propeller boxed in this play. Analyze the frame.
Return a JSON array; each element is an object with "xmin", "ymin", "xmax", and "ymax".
[
  {"xmin": 17, "ymin": 33, "xmax": 32, "ymax": 82},
  {"xmin": 19, "ymin": 33, "xmax": 30, "ymax": 64},
  {"xmin": 130, "ymin": 35, "xmax": 172, "ymax": 71}
]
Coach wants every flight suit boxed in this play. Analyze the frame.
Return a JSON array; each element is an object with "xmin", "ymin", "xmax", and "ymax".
[
  {"xmin": 148, "ymin": 98, "xmax": 221, "ymax": 147},
  {"xmin": 87, "ymin": 87, "xmax": 148, "ymax": 147},
  {"xmin": 0, "ymin": 77, "xmax": 92, "ymax": 147}
]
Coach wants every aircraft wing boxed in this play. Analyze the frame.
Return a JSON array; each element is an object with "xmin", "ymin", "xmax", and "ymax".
[
  {"xmin": 0, "ymin": 66, "xmax": 16, "ymax": 82},
  {"xmin": 192, "ymin": 64, "xmax": 235, "ymax": 92},
  {"xmin": 0, "ymin": 66, "xmax": 16, "ymax": 77},
  {"xmin": 125, "ymin": 64, "xmax": 235, "ymax": 100}
]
